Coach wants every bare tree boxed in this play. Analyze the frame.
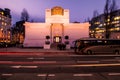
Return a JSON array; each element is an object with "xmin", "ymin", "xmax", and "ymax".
[
  {"xmin": 110, "ymin": 0, "xmax": 118, "ymax": 12},
  {"xmin": 93, "ymin": 10, "xmax": 99, "ymax": 18},
  {"xmin": 21, "ymin": 8, "xmax": 29, "ymax": 21},
  {"xmin": 104, "ymin": 0, "xmax": 111, "ymax": 39},
  {"xmin": 104, "ymin": 0, "xmax": 118, "ymax": 39}
]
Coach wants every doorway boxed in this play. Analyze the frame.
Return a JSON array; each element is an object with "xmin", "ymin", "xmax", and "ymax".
[{"xmin": 53, "ymin": 36, "xmax": 62, "ymax": 43}]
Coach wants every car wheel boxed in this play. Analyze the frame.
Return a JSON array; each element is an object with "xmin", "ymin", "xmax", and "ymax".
[
  {"xmin": 115, "ymin": 50, "xmax": 119, "ymax": 55},
  {"xmin": 87, "ymin": 50, "xmax": 92, "ymax": 55}
]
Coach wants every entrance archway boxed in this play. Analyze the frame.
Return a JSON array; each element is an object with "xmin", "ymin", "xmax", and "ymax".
[{"xmin": 53, "ymin": 36, "xmax": 62, "ymax": 43}]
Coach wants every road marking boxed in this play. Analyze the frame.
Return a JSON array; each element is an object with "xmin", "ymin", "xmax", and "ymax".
[
  {"xmin": 11, "ymin": 65, "xmax": 21, "ymax": 68},
  {"xmin": 20, "ymin": 66, "xmax": 38, "ymax": 68},
  {"xmin": 77, "ymin": 61, "xmax": 99, "ymax": 63},
  {"xmin": 33, "ymin": 61, "xmax": 56, "ymax": 63},
  {"xmin": 48, "ymin": 74, "xmax": 55, "ymax": 76},
  {"xmin": 27, "ymin": 57, "xmax": 45, "ymax": 60},
  {"xmin": 11, "ymin": 65, "xmax": 38, "ymax": 68},
  {"xmin": 1, "ymin": 74, "xmax": 13, "ymax": 76},
  {"xmin": 73, "ymin": 74, "xmax": 93, "ymax": 77},
  {"xmin": 108, "ymin": 73, "xmax": 120, "ymax": 76},
  {"xmin": 37, "ymin": 74, "xmax": 55, "ymax": 77},
  {"xmin": 37, "ymin": 74, "xmax": 46, "ymax": 77}
]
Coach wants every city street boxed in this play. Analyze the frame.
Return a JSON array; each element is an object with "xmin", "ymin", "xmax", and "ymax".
[
  {"xmin": 1, "ymin": 0, "xmax": 120, "ymax": 80},
  {"xmin": 0, "ymin": 51, "xmax": 120, "ymax": 80}
]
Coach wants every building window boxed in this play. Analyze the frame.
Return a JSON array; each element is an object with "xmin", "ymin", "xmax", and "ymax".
[
  {"xmin": 2, "ymin": 18, "xmax": 4, "ymax": 20},
  {"xmin": 117, "ymin": 36, "xmax": 120, "ymax": 39}
]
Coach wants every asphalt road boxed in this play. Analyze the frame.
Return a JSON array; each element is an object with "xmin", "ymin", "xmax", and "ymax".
[{"xmin": 0, "ymin": 53, "xmax": 120, "ymax": 80}]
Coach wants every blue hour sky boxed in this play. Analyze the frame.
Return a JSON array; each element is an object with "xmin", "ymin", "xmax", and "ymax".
[{"xmin": 0, "ymin": 0, "xmax": 120, "ymax": 24}]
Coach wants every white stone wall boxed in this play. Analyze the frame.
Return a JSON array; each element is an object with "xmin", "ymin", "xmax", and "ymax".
[
  {"xmin": 23, "ymin": 22, "xmax": 90, "ymax": 47},
  {"xmin": 24, "ymin": 22, "xmax": 50, "ymax": 47},
  {"xmin": 64, "ymin": 23, "xmax": 90, "ymax": 47}
]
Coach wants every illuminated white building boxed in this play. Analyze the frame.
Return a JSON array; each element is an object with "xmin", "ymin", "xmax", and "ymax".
[{"xmin": 24, "ymin": 6, "xmax": 90, "ymax": 48}]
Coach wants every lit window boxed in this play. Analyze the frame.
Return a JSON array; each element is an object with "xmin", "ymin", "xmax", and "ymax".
[
  {"xmin": 115, "ymin": 27, "xmax": 120, "ymax": 31},
  {"xmin": 2, "ymin": 22, "xmax": 4, "ymax": 25},
  {"xmin": 2, "ymin": 18, "xmax": 4, "ymax": 20},
  {"xmin": 1, "ymin": 12, "xmax": 4, "ymax": 15},
  {"xmin": 114, "ymin": 16, "xmax": 120, "ymax": 20},
  {"xmin": 4, "ymin": 23, "xmax": 7, "ymax": 26},
  {"xmin": 56, "ymin": 37, "xmax": 59, "ymax": 42},
  {"xmin": 117, "ymin": 36, "xmax": 120, "ymax": 39},
  {"xmin": 95, "ymin": 22, "xmax": 100, "ymax": 25},
  {"xmin": 0, "ymin": 12, "xmax": 4, "ymax": 15}
]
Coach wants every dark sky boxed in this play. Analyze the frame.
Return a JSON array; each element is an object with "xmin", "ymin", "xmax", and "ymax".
[{"xmin": 0, "ymin": 0, "xmax": 120, "ymax": 24}]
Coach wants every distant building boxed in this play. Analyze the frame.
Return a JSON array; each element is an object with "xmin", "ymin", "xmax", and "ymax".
[
  {"xmin": 90, "ymin": 9, "xmax": 120, "ymax": 39},
  {"xmin": 0, "ymin": 8, "xmax": 11, "ymax": 43},
  {"xmin": 24, "ymin": 6, "xmax": 90, "ymax": 48},
  {"xmin": 12, "ymin": 20, "xmax": 25, "ymax": 44}
]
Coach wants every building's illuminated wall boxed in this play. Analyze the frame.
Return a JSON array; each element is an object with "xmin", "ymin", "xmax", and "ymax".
[
  {"xmin": 24, "ymin": 22, "xmax": 50, "ymax": 47},
  {"xmin": 23, "ymin": 6, "xmax": 90, "ymax": 47}
]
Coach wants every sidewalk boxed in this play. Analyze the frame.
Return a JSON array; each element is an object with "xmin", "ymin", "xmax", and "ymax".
[{"xmin": 0, "ymin": 47, "xmax": 75, "ymax": 55}]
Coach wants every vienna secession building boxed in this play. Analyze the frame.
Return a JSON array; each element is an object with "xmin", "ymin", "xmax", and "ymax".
[{"xmin": 23, "ymin": 6, "xmax": 90, "ymax": 48}]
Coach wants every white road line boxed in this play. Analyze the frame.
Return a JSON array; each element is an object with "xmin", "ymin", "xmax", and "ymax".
[
  {"xmin": 2, "ymin": 74, "xmax": 13, "ymax": 76},
  {"xmin": 11, "ymin": 65, "xmax": 21, "ymax": 68},
  {"xmin": 37, "ymin": 74, "xmax": 46, "ymax": 77},
  {"xmin": 33, "ymin": 61, "xmax": 56, "ymax": 63},
  {"xmin": 11, "ymin": 65, "xmax": 38, "ymax": 68},
  {"xmin": 73, "ymin": 74, "xmax": 93, "ymax": 77},
  {"xmin": 48, "ymin": 74, "xmax": 55, "ymax": 77},
  {"xmin": 108, "ymin": 73, "xmax": 120, "ymax": 76},
  {"xmin": 20, "ymin": 66, "xmax": 38, "ymax": 68},
  {"xmin": 37, "ymin": 74, "xmax": 55, "ymax": 77},
  {"xmin": 27, "ymin": 57, "xmax": 45, "ymax": 60},
  {"xmin": 77, "ymin": 61, "xmax": 99, "ymax": 63}
]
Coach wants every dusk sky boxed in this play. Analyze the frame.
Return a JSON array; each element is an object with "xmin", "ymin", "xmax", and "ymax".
[{"xmin": 0, "ymin": 0, "xmax": 120, "ymax": 24}]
